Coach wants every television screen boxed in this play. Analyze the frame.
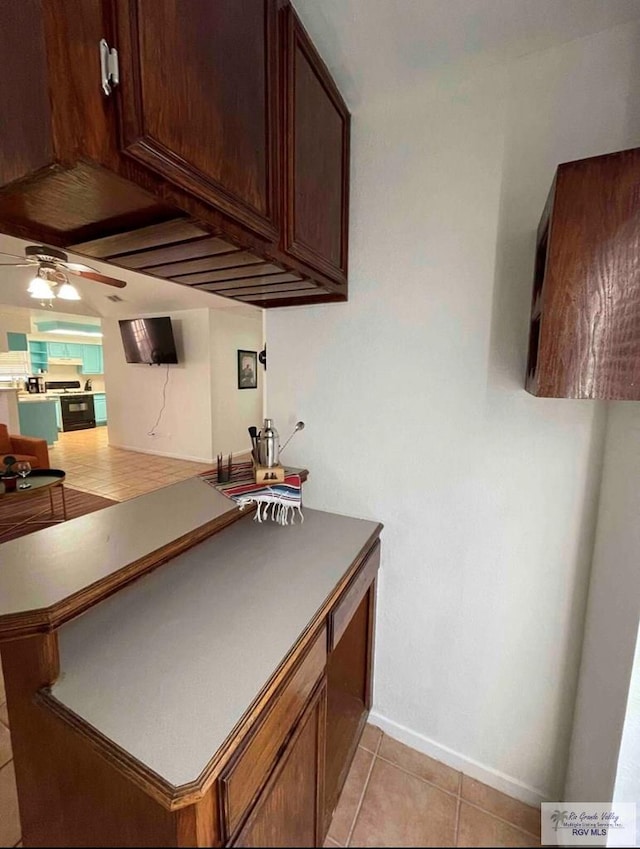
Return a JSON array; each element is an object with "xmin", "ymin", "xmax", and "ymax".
[{"xmin": 118, "ymin": 317, "xmax": 178, "ymax": 365}]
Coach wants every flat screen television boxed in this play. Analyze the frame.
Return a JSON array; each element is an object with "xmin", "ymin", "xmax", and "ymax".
[{"xmin": 118, "ymin": 317, "xmax": 178, "ymax": 365}]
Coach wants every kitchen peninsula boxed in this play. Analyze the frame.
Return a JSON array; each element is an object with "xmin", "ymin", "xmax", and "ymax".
[{"xmin": 0, "ymin": 477, "xmax": 382, "ymax": 847}]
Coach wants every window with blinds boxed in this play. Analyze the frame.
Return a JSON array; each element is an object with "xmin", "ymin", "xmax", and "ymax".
[{"xmin": 0, "ymin": 351, "xmax": 30, "ymax": 382}]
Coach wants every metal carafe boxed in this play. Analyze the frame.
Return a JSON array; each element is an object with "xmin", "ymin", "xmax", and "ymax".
[{"xmin": 258, "ymin": 418, "xmax": 280, "ymax": 468}]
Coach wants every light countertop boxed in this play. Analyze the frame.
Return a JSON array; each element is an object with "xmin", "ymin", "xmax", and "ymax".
[
  {"xmin": 17, "ymin": 391, "xmax": 105, "ymax": 402},
  {"xmin": 51, "ymin": 507, "xmax": 380, "ymax": 787},
  {"xmin": 0, "ymin": 478, "xmax": 238, "ymax": 618}
]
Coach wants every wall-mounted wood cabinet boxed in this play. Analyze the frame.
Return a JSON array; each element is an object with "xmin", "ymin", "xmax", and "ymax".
[
  {"xmin": 281, "ymin": 6, "xmax": 350, "ymax": 288},
  {"xmin": 526, "ymin": 147, "xmax": 640, "ymax": 400},
  {"xmin": 116, "ymin": 0, "xmax": 280, "ymax": 242},
  {"xmin": 0, "ymin": 0, "xmax": 350, "ymax": 308}
]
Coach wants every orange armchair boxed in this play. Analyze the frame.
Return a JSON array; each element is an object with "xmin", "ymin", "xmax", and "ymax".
[{"xmin": 0, "ymin": 423, "xmax": 50, "ymax": 470}]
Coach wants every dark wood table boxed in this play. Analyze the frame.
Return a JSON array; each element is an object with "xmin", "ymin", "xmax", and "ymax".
[{"xmin": 0, "ymin": 468, "xmax": 67, "ymax": 521}]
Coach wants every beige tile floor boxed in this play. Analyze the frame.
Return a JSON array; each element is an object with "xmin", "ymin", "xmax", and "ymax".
[
  {"xmin": 48, "ymin": 427, "xmax": 215, "ymax": 501},
  {"xmin": 0, "ymin": 676, "xmax": 541, "ymax": 849},
  {"xmin": 325, "ymin": 725, "xmax": 541, "ymax": 848}
]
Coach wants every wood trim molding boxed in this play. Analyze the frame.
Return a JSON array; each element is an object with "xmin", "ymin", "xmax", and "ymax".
[{"xmin": 35, "ymin": 524, "xmax": 382, "ymax": 812}]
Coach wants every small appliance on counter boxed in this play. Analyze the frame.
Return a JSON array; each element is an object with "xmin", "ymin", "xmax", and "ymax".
[
  {"xmin": 26, "ymin": 376, "xmax": 46, "ymax": 394},
  {"xmin": 249, "ymin": 419, "xmax": 305, "ymax": 484}
]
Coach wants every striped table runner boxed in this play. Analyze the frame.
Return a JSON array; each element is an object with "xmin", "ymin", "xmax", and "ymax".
[{"xmin": 200, "ymin": 462, "xmax": 303, "ymax": 525}]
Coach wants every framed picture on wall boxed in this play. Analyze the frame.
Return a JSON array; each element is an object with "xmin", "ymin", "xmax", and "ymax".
[{"xmin": 237, "ymin": 350, "xmax": 258, "ymax": 389}]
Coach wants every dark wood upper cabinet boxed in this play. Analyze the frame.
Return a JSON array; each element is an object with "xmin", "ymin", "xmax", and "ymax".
[
  {"xmin": 0, "ymin": 0, "xmax": 350, "ymax": 308},
  {"xmin": 526, "ymin": 147, "xmax": 640, "ymax": 400},
  {"xmin": 281, "ymin": 6, "xmax": 350, "ymax": 287},
  {"xmin": 115, "ymin": 0, "xmax": 279, "ymax": 240}
]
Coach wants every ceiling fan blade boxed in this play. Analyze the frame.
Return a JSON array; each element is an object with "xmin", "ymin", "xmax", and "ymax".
[
  {"xmin": 71, "ymin": 269, "xmax": 127, "ymax": 288},
  {"xmin": 0, "ymin": 251, "xmax": 29, "ymax": 262},
  {"xmin": 0, "ymin": 262, "xmax": 33, "ymax": 268},
  {"xmin": 65, "ymin": 261, "xmax": 101, "ymax": 273}
]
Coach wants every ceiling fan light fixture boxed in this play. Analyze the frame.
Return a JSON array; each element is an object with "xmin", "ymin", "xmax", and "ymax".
[
  {"xmin": 27, "ymin": 276, "xmax": 55, "ymax": 299},
  {"xmin": 57, "ymin": 281, "xmax": 81, "ymax": 301}
]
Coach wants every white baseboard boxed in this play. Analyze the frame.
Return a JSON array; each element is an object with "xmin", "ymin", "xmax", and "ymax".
[
  {"xmin": 368, "ymin": 710, "xmax": 549, "ymax": 808},
  {"xmin": 108, "ymin": 442, "xmax": 215, "ymax": 465}
]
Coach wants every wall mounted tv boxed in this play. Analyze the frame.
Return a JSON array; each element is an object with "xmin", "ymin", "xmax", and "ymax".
[{"xmin": 118, "ymin": 317, "xmax": 178, "ymax": 365}]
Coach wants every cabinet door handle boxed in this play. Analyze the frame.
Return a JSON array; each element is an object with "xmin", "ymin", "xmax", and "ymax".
[{"xmin": 99, "ymin": 39, "xmax": 120, "ymax": 97}]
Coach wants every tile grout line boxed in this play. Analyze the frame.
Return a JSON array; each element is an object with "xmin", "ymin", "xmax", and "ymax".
[
  {"xmin": 357, "ymin": 741, "xmax": 540, "ymax": 844},
  {"xmin": 453, "ymin": 770, "xmax": 463, "ymax": 846},
  {"xmin": 345, "ymin": 733, "xmax": 382, "ymax": 847},
  {"xmin": 373, "ymin": 753, "xmax": 460, "ymax": 798},
  {"xmin": 453, "ymin": 794, "xmax": 462, "ymax": 846},
  {"xmin": 458, "ymin": 798, "xmax": 541, "ymax": 840}
]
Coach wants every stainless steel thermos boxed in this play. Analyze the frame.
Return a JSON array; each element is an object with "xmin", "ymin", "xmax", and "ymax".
[
  {"xmin": 250, "ymin": 419, "xmax": 305, "ymax": 468},
  {"xmin": 258, "ymin": 418, "xmax": 279, "ymax": 468}
]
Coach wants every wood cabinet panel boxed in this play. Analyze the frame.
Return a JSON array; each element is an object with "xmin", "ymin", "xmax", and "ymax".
[
  {"xmin": 0, "ymin": 0, "xmax": 351, "ymax": 308},
  {"xmin": 282, "ymin": 6, "xmax": 350, "ymax": 286},
  {"xmin": 115, "ymin": 0, "xmax": 279, "ymax": 239},
  {"xmin": 233, "ymin": 682, "xmax": 325, "ymax": 849},
  {"xmin": 0, "ymin": 0, "xmax": 53, "ymax": 187},
  {"xmin": 221, "ymin": 626, "xmax": 326, "ymax": 839},
  {"xmin": 526, "ymin": 147, "xmax": 640, "ymax": 400},
  {"xmin": 325, "ymin": 554, "xmax": 378, "ymax": 833},
  {"xmin": 330, "ymin": 542, "xmax": 380, "ymax": 650}
]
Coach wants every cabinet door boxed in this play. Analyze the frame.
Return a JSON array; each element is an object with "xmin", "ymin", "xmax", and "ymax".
[
  {"xmin": 114, "ymin": 0, "xmax": 279, "ymax": 240},
  {"xmin": 94, "ymin": 394, "xmax": 107, "ymax": 424},
  {"xmin": 47, "ymin": 342, "xmax": 65, "ymax": 359},
  {"xmin": 324, "ymin": 543, "xmax": 379, "ymax": 832},
  {"xmin": 81, "ymin": 345, "xmax": 103, "ymax": 374},
  {"xmin": 233, "ymin": 684, "xmax": 325, "ymax": 849},
  {"xmin": 282, "ymin": 7, "xmax": 350, "ymax": 287}
]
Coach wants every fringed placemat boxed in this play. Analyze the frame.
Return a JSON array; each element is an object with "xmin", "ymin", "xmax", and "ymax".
[{"xmin": 200, "ymin": 461, "xmax": 303, "ymax": 526}]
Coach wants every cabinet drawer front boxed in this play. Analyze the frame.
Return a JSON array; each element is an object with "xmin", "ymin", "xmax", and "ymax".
[
  {"xmin": 221, "ymin": 625, "xmax": 327, "ymax": 838},
  {"xmin": 330, "ymin": 542, "xmax": 380, "ymax": 651}
]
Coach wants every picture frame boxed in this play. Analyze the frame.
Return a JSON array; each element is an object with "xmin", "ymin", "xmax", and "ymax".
[{"xmin": 237, "ymin": 350, "xmax": 258, "ymax": 389}]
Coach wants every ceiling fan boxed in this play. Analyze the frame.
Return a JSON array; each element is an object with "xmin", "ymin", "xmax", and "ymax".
[{"xmin": 0, "ymin": 245, "xmax": 126, "ymax": 304}]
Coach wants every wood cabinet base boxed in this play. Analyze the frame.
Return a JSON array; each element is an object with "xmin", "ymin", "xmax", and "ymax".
[{"xmin": 1, "ymin": 538, "xmax": 380, "ymax": 848}]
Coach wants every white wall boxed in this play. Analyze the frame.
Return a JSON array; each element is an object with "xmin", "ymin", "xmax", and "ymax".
[
  {"xmin": 612, "ymin": 624, "xmax": 640, "ymax": 806},
  {"xmin": 266, "ymin": 20, "xmax": 640, "ymax": 803},
  {"xmin": 103, "ymin": 307, "xmax": 264, "ymax": 464},
  {"xmin": 565, "ymin": 403, "xmax": 640, "ymax": 802},
  {"xmin": 209, "ymin": 309, "xmax": 263, "ymax": 457},
  {"xmin": 103, "ymin": 309, "xmax": 215, "ymax": 463}
]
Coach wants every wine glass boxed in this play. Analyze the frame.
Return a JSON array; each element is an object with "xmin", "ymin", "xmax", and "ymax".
[{"xmin": 15, "ymin": 461, "xmax": 31, "ymax": 489}]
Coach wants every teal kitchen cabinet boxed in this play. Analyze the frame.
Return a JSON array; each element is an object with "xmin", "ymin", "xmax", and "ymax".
[
  {"xmin": 17, "ymin": 400, "xmax": 58, "ymax": 446},
  {"xmin": 7, "ymin": 333, "xmax": 28, "ymax": 351},
  {"xmin": 80, "ymin": 345, "xmax": 104, "ymax": 375},
  {"xmin": 28, "ymin": 341, "xmax": 48, "ymax": 374},
  {"xmin": 47, "ymin": 342, "xmax": 83, "ymax": 361},
  {"xmin": 46, "ymin": 342, "xmax": 67, "ymax": 359},
  {"xmin": 93, "ymin": 393, "xmax": 107, "ymax": 426}
]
